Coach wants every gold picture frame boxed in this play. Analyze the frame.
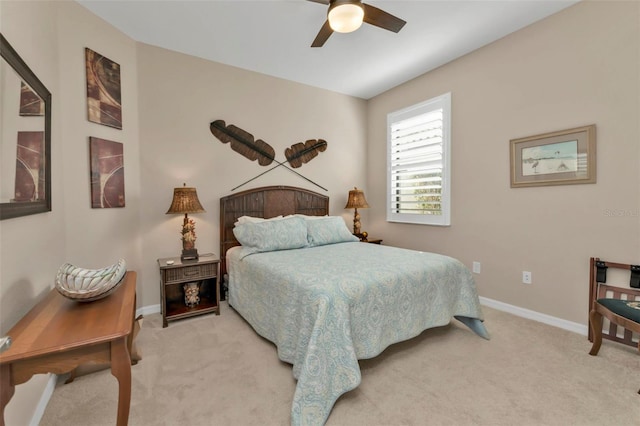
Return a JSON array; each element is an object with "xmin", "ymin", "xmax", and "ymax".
[{"xmin": 510, "ymin": 124, "xmax": 596, "ymax": 188}]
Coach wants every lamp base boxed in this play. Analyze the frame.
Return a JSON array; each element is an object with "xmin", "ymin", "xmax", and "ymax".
[
  {"xmin": 354, "ymin": 232, "xmax": 368, "ymax": 242},
  {"xmin": 181, "ymin": 249, "xmax": 199, "ymax": 261}
]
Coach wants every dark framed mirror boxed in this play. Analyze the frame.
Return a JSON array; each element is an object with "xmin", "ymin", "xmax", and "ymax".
[{"xmin": 1, "ymin": 33, "xmax": 52, "ymax": 220}]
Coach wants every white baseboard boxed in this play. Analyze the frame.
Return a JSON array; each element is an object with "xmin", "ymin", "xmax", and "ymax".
[
  {"xmin": 136, "ymin": 304, "xmax": 160, "ymax": 317},
  {"xmin": 479, "ymin": 296, "xmax": 588, "ymax": 336},
  {"xmin": 30, "ymin": 374, "xmax": 56, "ymax": 426}
]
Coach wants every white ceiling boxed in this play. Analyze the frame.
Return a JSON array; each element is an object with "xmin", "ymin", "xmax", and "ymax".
[{"xmin": 77, "ymin": 0, "xmax": 579, "ymax": 99}]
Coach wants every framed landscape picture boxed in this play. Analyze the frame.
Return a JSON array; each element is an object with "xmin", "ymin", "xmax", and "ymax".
[
  {"xmin": 510, "ymin": 125, "xmax": 596, "ymax": 188},
  {"xmin": 89, "ymin": 137, "xmax": 125, "ymax": 208},
  {"xmin": 85, "ymin": 48, "xmax": 122, "ymax": 129}
]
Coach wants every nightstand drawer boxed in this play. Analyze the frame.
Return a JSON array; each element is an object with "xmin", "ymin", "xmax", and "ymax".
[{"xmin": 162, "ymin": 262, "xmax": 216, "ymax": 284}]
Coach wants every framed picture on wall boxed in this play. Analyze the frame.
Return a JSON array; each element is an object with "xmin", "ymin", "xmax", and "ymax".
[
  {"xmin": 510, "ymin": 124, "xmax": 596, "ymax": 188},
  {"xmin": 89, "ymin": 137, "xmax": 125, "ymax": 208},
  {"xmin": 85, "ymin": 48, "xmax": 122, "ymax": 129}
]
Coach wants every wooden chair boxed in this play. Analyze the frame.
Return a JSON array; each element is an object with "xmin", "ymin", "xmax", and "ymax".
[{"xmin": 587, "ymin": 257, "xmax": 640, "ymax": 394}]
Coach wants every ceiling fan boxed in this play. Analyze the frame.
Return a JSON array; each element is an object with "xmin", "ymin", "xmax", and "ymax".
[{"xmin": 308, "ymin": 0, "xmax": 406, "ymax": 47}]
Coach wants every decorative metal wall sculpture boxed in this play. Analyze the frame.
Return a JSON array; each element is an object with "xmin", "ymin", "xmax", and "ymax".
[
  {"xmin": 209, "ymin": 120, "xmax": 275, "ymax": 166},
  {"xmin": 285, "ymin": 139, "xmax": 327, "ymax": 168},
  {"xmin": 210, "ymin": 120, "xmax": 328, "ymax": 191}
]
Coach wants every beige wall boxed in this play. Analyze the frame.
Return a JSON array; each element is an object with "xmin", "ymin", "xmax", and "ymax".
[
  {"xmin": 56, "ymin": 0, "xmax": 143, "ymax": 278},
  {"xmin": 136, "ymin": 43, "xmax": 367, "ymax": 309},
  {"xmin": 0, "ymin": 4, "xmax": 142, "ymax": 325},
  {"xmin": 367, "ymin": 1, "xmax": 640, "ymax": 324},
  {"xmin": 1, "ymin": 0, "xmax": 142, "ymax": 333}
]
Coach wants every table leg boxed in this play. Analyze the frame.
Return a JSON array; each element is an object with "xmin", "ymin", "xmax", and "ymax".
[
  {"xmin": 110, "ymin": 338, "xmax": 131, "ymax": 426},
  {"xmin": 0, "ymin": 364, "xmax": 15, "ymax": 426}
]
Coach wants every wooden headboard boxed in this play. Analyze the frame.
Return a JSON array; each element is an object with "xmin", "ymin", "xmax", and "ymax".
[{"xmin": 219, "ymin": 186, "xmax": 329, "ymax": 296}]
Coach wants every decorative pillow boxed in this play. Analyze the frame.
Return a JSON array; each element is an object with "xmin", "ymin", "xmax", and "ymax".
[
  {"xmin": 233, "ymin": 216, "xmax": 308, "ymax": 254},
  {"xmin": 306, "ymin": 216, "xmax": 359, "ymax": 247},
  {"xmin": 234, "ymin": 215, "xmax": 283, "ymax": 227}
]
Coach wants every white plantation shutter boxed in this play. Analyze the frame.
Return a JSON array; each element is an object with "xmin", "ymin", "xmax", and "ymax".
[{"xmin": 387, "ymin": 93, "xmax": 451, "ymax": 226}]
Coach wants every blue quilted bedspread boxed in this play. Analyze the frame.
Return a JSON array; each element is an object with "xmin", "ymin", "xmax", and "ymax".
[{"xmin": 227, "ymin": 242, "xmax": 486, "ymax": 425}]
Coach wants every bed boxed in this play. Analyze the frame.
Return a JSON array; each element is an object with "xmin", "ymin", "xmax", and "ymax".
[{"xmin": 219, "ymin": 186, "xmax": 489, "ymax": 426}]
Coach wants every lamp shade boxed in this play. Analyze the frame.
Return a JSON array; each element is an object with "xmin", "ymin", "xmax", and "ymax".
[
  {"xmin": 166, "ymin": 184, "xmax": 205, "ymax": 214},
  {"xmin": 344, "ymin": 187, "xmax": 369, "ymax": 209},
  {"xmin": 328, "ymin": 1, "xmax": 364, "ymax": 33}
]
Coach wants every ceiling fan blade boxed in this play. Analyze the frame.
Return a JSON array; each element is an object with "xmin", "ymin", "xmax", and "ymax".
[
  {"xmin": 311, "ymin": 20, "xmax": 333, "ymax": 47},
  {"xmin": 306, "ymin": 0, "xmax": 330, "ymax": 4},
  {"xmin": 362, "ymin": 3, "xmax": 406, "ymax": 33}
]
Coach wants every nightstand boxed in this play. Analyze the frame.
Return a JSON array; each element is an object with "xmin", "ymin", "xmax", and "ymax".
[{"xmin": 158, "ymin": 255, "xmax": 220, "ymax": 327}]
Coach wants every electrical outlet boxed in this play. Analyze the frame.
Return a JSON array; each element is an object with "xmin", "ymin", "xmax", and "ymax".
[
  {"xmin": 472, "ymin": 262, "xmax": 481, "ymax": 274},
  {"xmin": 522, "ymin": 271, "xmax": 532, "ymax": 284}
]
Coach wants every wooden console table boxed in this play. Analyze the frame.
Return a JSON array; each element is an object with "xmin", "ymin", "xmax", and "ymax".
[{"xmin": 0, "ymin": 271, "xmax": 137, "ymax": 426}]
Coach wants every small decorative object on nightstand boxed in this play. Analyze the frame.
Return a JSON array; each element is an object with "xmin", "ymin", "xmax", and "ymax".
[
  {"xmin": 345, "ymin": 186, "xmax": 369, "ymax": 235},
  {"xmin": 183, "ymin": 282, "xmax": 201, "ymax": 307},
  {"xmin": 353, "ymin": 231, "xmax": 382, "ymax": 244},
  {"xmin": 166, "ymin": 183, "xmax": 206, "ymax": 261},
  {"xmin": 363, "ymin": 238, "xmax": 383, "ymax": 245},
  {"xmin": 158, "ymin": 255, "xmax": 220, "ymax": 327}
]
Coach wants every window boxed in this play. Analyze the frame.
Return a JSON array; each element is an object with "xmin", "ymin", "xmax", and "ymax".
[{"xmin": 387, "ymin": 93, "xmax": 451, "ymax": 226}]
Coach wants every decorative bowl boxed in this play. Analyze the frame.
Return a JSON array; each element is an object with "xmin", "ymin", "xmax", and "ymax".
[{"xmin": 55, "ymin": 259, "xmax": 127, "ymax": 302}]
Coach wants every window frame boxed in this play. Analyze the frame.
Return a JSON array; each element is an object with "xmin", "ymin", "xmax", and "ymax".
[{"xmin": 386, "ymin": 92, "xmax": 451, "ymax": 226}]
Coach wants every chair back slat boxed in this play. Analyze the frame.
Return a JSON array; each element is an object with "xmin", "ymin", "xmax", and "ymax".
[{"xmin": 624, "ymin": 328, "xmax": 634, "ymax": 343}]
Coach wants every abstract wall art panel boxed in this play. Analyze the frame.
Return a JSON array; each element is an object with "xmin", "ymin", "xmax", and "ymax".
[
  {"xmin": 89, "ymin": 137, "xmax": 125, "ymax": 208},
  {"xmin": 85, "ymin": 48, "xmax": 122, "ymax": 129}
]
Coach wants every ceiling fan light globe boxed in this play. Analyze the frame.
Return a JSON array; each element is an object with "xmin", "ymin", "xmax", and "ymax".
[{"xmin": 328, "ymin": 3, "xmax": 364, "ymax": 33}]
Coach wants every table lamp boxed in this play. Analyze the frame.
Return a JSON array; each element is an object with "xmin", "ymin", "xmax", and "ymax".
[
  {"xmin": 344, "ymin": 186, "xmax": 369, "ymax": 238},
  {"xmin": 166, "ymin": 183, "xmax": 206, "ymax": 261}
]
